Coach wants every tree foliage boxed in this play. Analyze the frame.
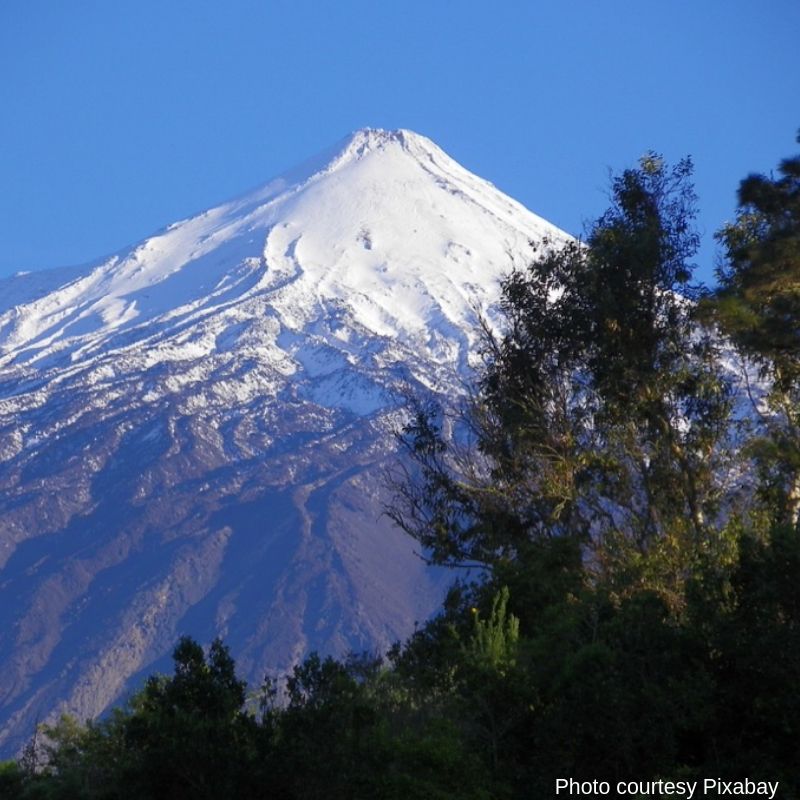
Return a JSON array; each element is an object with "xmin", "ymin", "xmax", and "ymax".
[
  {"xmin": 391, "ymin": 152, "xmax": 734, "ymax": 609},
  {"xmin": 710, "ymin": 133, "xmax": 800, "ymax": 526}
]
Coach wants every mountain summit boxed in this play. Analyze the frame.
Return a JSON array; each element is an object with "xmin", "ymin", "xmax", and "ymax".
[
  {"xmin": 0, "ymin": 129, "xmax": 569, "ymax": 754},
  {"xmin": 0, "ymin": 128, "xmax": 560, "ymax": 369}
]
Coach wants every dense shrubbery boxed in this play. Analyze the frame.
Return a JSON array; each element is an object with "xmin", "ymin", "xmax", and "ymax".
[{"xmin": 4, "ymin": 136, "xmax": 799, "ymax": 799}]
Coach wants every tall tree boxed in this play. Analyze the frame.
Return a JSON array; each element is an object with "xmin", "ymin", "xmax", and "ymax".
[
  {"xmin": 576, "ymin": 154, "xmax": 733, "ymax": 596},
  {"xmin": 712, "ymin": 133, "xmax": 800, "ymax": 526},
  {"xmin": 391, "ymin": 154, "xmax": 733, "ymax": 606}
]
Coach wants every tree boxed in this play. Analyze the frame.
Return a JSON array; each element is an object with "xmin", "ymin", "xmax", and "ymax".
[
  {"xmin": 711, "ymin": 133, "xmax": 800, "ymax": 526},
  {"xmin": 35, "ymin": 637, "xmax": 259, "ymax": 800},
  {"xmin": 0, "ymin": 761, "xmax": 25, "ymax": 799},
  {"xmin": 120, "ymin": 637, "xmax": 255, "ymax": 799},
  {"xmin": 391, "ymin": 153, "xmax": 734, "ymax": 609},
  {"xmin": 575, "ymin": 154, "xmax": 734, "ymax": 600}
]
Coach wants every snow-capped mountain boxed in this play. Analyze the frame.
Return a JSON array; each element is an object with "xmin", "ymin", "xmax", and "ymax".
[{"xmin": 0, "ymin": 129, "xmax": 569, "ymax": 755}]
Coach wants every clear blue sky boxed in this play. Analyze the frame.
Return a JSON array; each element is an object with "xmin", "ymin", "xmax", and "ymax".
[{"xmin": 1, "ymin": 0, "xmax": 797, "ymax": 285}]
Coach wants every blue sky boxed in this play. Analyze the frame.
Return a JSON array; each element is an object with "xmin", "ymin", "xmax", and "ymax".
[{"xmin": 1, "ymin": 0, "xmax": 797, "ymax": 284}]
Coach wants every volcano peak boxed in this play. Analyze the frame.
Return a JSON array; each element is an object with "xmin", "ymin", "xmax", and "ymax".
[{"xmin": 0, "ymin": 129, "xmax": 570, "ymax": 757}]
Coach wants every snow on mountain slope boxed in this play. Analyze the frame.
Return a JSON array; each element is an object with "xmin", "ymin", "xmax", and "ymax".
[
  {"xmin": 0, "ymin": 129, "xmax": 557, "ymax": 369},
  {"xmin": 0, "ymin": 129, "xmax": 570, "ymax": 755}
]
